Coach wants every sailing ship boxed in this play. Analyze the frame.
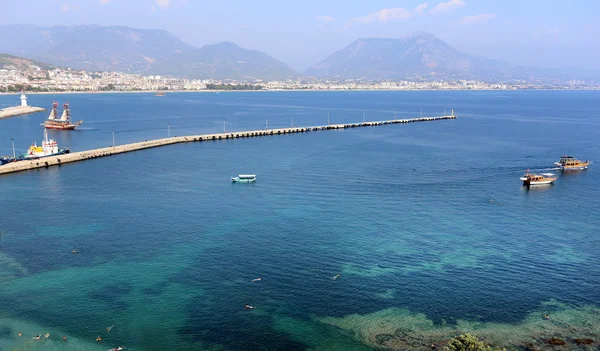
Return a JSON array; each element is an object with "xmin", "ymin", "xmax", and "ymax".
[
  {"xmin": 19, "ymin": 128, "xmax": 70, "ymax": 160},
  {"xmin": 554, "ymin": 156, "xmax": 590, "ymax": 171},
  {"xmin": 42, "ymin": 102, "xmax": 83, "ymax": 130},
  {"xmin": 520, "ymin": 170, "xmax": 556, "ymax": 186}
]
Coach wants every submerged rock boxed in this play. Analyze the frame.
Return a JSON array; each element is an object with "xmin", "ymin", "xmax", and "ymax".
[
  {"xmin": 573, "ymin": 338, "xmax": 594, "ymax": 345},
  {"xmin": 523, "ymin": 343, "xmax": 539, "ymax": 351},
  {"xmin": 375, "ymin": 334, "xmax": 395, "ymax": 345},
  {"xmin": 546, "ymin": 337, "xmax": 566, "ymax": 345}
]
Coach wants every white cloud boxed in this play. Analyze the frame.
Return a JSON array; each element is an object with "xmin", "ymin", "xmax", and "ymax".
[
  {"xmin": 414, "ymin": 3, "xmax": 429, "ymax": 15},
  {"xmin": 155, "ymin": 0, "xmax": 170, "ymax": 8},
  {"xmin": 98, "ymin": 0, "xmax": 112, "ymax": 4},
  {"xmin": 316, "ymin": 15, "xmax": 335, "ymax": 23},
  {"xmin": 429, "ymin": 0, "xmax": 465, "ymax": 15},
  {"xmin": 151, "ymin": 5, "xmax": 156, "ymax": 12},
  {"xmin": 348, "ymin": 7, "xmax": 412, "ymax": 26},
  {"xmin": 456, "ymin": 13, "xmax": 496, "ymax": 25}
]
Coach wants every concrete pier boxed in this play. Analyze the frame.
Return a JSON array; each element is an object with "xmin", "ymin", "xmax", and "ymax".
[
  {"xmin": 0, "ymin": 106, "xmax": 46, "ymax": 120},
  {"xmin": 0, "ymin": 114, "xmax": 456, "ymax": 176}
]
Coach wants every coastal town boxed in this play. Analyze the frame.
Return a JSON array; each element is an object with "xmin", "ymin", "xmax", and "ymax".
[{"xmin": 0, "ymin": 62, "xmax": 596, "ymax": 94}]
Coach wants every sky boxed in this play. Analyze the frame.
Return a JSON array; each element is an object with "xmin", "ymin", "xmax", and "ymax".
[{"xmin": 0, "ymin": 0, "xmax": 598, "ymax": 71}]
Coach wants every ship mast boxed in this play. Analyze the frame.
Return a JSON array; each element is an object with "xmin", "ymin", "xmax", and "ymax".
[
  {"xmin": 48, "ymin": 102, "xmax": 58, "ymax": 120},
  {"xmin": 59, "ymin": 102, "xmax": 71, "ymax": 122}
]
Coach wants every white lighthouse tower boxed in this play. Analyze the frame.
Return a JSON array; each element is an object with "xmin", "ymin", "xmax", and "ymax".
[{"xmin": 20, "ymin": 92, "xmax": 28, "ymax": 107}]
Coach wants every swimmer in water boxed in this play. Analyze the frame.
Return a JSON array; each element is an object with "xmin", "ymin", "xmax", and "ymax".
[
  {"xmin": 252, "ymin": 278, "xmax": 262, "ymax": 282},
  {"xmin": 62, "ymin": 336, "xmax": 68, "ymax": 341},
  {"xmin": 545, "ymin": 314, "xmax": 549, "ymax": 320},
  {"xmin": 244, "ymin": 305, "xmax": 256, "ymax": 309},
  {"xmin": 18, "ymin": 332, "xmax": 22, "ymax": 337},
  {"xmin": 44, "ymin": 333, "xmax": 50, "ymax": 338},
  {"xmin": 33, "ymin": 335, "xmax": 41, "ymax": 340},
  {"xmin": 96, "ymin": 336, "xmax": 103, "ymax": 342},
  {"xmin": 332, "ymin": 274, "xmax": 341, "ymax": 280},
  {"xmin": 107, "ymin": 325, "xmax": 114, "ymax": 333}
]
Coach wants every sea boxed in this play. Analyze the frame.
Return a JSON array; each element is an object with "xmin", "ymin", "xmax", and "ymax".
[{"xmin": 0, "ymin": 90, "xmax": 598, "ymax": 351}]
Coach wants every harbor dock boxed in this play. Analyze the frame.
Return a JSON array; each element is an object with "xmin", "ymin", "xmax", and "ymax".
[
  {"xmin": 0, "ymin": 106, "xmax": 46, "ymax": 120},
  {"xmin": 0, "ymin": 93, "xmax": 46, "ymax": 119},
  {"xmin": 0, "ymin": 114, "xmax": 456, "ymax": 176}
]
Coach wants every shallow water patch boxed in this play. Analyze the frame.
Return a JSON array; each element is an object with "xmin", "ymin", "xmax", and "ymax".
[{"xmin": 319, "ymin": 300, "xmax": 600, "ymax": 350}]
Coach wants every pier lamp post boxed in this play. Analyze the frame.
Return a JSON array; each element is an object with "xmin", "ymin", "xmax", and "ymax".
[
  {"xmin": 11, "ymin": 138, "xmax": 15, "ymax": 158},
  {"xmin": 394, "ymin": 109, "xmax": 396, "ymax": 120},
  {"xmin": 168, "ymin": 123, "xmax": 171, "ymax": 138},
  {"xmin": 224, "ymin": 119, "xmax": 226, "ymax": 133},
  {"xmin": 292, "ymin": 116, "xmax": 294, "ymax": 128},
  {"xmin": 363, "ymin": 112, "xmax": 365, "ymax": 123},
  {"xmin": 112, "ymin": 130, "xmax": 115, "ymax": 147},
  {"xmin": 265, "ymin": 117, "xmax": 268, "ymax": 130},
  {"xmin": 328, "ymin": 112, "xmax": 330, "ymax": 125}
]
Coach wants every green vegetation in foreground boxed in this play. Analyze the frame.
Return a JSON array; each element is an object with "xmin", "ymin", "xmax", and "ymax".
[{"xmin": 205, "ymin": 83, "xmax": 263, "ymax": 90}]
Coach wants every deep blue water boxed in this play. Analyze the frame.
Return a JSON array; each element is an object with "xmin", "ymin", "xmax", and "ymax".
[{"xmin": 0, "ymin": 91, "xmax": 599, "ymax": 350}]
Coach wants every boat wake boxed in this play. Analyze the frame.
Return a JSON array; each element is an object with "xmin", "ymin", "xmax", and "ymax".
[{"xmin": 529, "ymin": 167, "xmax": 561, "ymax": 171}]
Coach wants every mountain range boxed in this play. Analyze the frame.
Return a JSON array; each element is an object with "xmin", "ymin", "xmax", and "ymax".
[
  {"xmin": 0, "ymin": 54, "xmax": 55, "ymax": 71},
  {"xmin": 306, "ymin": 32, "xmax": 583, "ymax": 82},
  {"xmin": 0, "ymin": 25, "xmax": 592, "ymax": 82},
  {"xmin": 0, "ymin": 25, "xmax": 297, "ymax": 80}
]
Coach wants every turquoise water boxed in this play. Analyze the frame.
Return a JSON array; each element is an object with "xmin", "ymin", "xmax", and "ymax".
[{"xmin": 0, "ymin": 91, "xmax": 599, "ymax": 350}]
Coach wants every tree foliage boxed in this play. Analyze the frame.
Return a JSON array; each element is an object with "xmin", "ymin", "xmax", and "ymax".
[{"xmin": 205, "ymin": 83, "xmax": 263, "ymax": 90}]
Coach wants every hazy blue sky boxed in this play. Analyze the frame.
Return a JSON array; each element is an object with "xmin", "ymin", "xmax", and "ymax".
[{"xmin": 0, "ymin": 0, "xmax": 597, "ymax": 71}]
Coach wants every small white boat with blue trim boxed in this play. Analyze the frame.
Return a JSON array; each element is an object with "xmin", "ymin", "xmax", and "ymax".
[{"xmin": 232, "ymin": 174, "xmax": 256, "ymax": 183}]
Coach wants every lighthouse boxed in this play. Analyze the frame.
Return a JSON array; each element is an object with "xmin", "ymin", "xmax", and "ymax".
[{"xmin": 20, "ymin": 92, "xmax": 28, "ymax": 107}]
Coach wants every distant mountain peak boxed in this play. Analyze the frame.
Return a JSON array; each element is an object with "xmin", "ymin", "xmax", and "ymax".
[
  {"xmin": 306, "ymin": 34, "xmax": 481, "ymax": 80},
  {"xmin": 0, "ymin": 24, "xmax": 297, "ymax": 80},
  {"xmin": 306, "ymin": 33, "xmax": 574, "ymax": 82},
  {"xmin": 407, "ymin": 31, "xmax": 437, "ymax": 39}
]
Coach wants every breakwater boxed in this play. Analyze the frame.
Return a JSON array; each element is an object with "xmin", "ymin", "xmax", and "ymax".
[
  {"xmin": 0, "ymin": 106, "xmax": 46, "ymax": 119},
  {"xmin": 0, "ymin": 114, "xmax": 456, "ymax": 176}
]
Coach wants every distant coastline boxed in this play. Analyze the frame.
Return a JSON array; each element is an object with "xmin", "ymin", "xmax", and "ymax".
[{"xmin": 1, "ymin": 88, "xmax": 599, "ymax": 96}]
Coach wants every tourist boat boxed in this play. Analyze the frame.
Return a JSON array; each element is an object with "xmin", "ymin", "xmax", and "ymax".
[
  {"xmin": 0, "ymin": 156, "xmax": 15, "ymax": 165},
  {"xmin": 520, "ymin": 170, "xmax": 556, "ymax": 186},
  {"xmin": 155, "ymin": 91, "xmax": 166, "ymax": 96},
  {"xmin": 231, "ymin": 174, "xmax": 256, "ymax": 183},
  {"xmin": 554, "ymin": 156, "xmax": 590, "ymax": 171},
  {"xmin": 42, "ymin": 102, "xmax": 83, "ymax": 130},
  {"xmin": 19, "ymin": 128, "xmax": 70, "ymax": 160}
]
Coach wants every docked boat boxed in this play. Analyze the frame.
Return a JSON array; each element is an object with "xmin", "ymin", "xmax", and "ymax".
[
  {"xmin": 19, "ymin": 128, "xmax": 70, "ymax": 160},
  {"xmin": 520, "ymin": 171, "xmax": 556, "ymax": 186},
  {"xmin": 554, "ymin": 156, "xmax": 590, "ymax": 171},
  {"xmin": 42, "ymin": 102, "xmax": 83, "ymax": 130},
  {"xmin": 155, "ymin": 91, "xmax": 166, "ymax": 96},
  {"xmin": 231, "ymin": 174, "xmax": 256, "ymax": 183},
  {"xmin": 0, "ymin": 156, "xmax": 15, "ymax": 165}
]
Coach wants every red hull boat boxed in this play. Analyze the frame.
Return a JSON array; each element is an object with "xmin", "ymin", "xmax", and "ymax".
[{"xmin": 42, "ymin": 102, "xmax": 83, "ymax": 130}]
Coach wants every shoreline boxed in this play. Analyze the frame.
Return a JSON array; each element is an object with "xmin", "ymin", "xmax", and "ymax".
[{"xmin": 1, "ymin": 88, "xmax": 599, "ymax": 96}]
